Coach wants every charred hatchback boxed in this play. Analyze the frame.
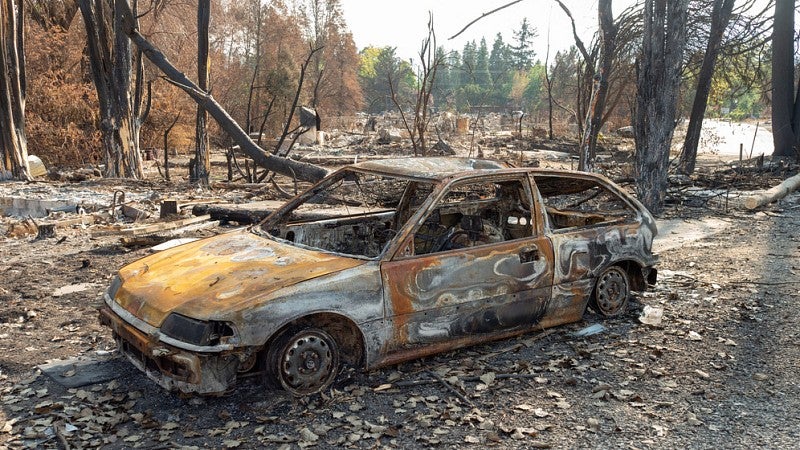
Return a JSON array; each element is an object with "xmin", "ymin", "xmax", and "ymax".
[{"xmin": 99, "ymin": 157, "xmax": 658, "ymax": 396}]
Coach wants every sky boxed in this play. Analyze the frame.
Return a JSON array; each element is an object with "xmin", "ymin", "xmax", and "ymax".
[
  {"xmin": 338, "ymin": 0, "xmax": 775, "ymax": 66},
  {"xmin": 338, "ymin": 0, "xmax": 618, "ymax": 64}
]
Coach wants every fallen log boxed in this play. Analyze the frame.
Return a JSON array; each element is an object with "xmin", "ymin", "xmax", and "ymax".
[
  {"xmin": 116, "ymin": 2, "xmax": 329, "ymax": 184},
  {"xmin": 742, "ymin": 172, "xmax": 800, "ymax": 209},
  {"xmin": 192, "ymin": 200, "xmax": 368, "ymax": 225},
  {"xmin": 192, "ymin": 203, "xmax": 279, "ymax": 225}
]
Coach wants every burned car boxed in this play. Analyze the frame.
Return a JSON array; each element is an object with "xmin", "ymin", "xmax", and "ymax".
[{"xmin": 99, "ymin": 157, "xmax": 657, "ymax": 396}]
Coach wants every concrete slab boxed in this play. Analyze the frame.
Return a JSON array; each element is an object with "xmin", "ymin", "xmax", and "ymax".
[
  {"xmin": 654, "ymin": 217, "xmax": 732, "ymax": 253},
  {"xmin": 38, "ymin": 356, "xmax": 120, "ymax": 388}
]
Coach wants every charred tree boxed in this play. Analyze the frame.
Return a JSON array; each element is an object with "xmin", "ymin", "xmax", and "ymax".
[
  {"xmin": 678, "ymin": 0, "xmax": 735, "ymax": 174},
  {"xmin": 244, "ymin": 1, "xmax": 263, "ymax": 136},
  {"xmin": 390, "ymin": 13, "xmax": 443, "ymax": 156},
  {"xmin": 584, "ymin": 0, "xmax": 617, "ymax": 171},
  {"xmin": 115, "ymin": 2, "xmax": 329, "ymax": 184},
  {"xmin": 26, "ymin": 0, "xmax": 79, "ymax": 29},
  {"xmin": 555, "ymin": 0, "xmax": 595, "ymax": 142},
  {"xmin": 556, "ymin": 0, "xmax": 616, "ymax": 172},
  {"xmin": 273, "ymin": 45, "xmax": 321, "ymax": 157},
  {"xmin": 578, "ymin": 74, "xmax": 602, "ymax": 172},
  {"xmin": 634, "ymin": 0, "xmax": 688, "ymax": 214},
  {"xmin": 191, "ymin": 0, "xmax": 211, "ymax": 185},
  {"xmin": 544, "ymin": 29, "xmax": 554, "ymax": 141},
  {"xmin": 79, "ymin": 0, "xmax": 145, "ymax": 178},
  {"xmin": 0, "ymin": 0, "xmax": 31, "ymax": 180},
  {"xmin": 771, "ymin": 0, "xmax": 799, "ymax": 159}
]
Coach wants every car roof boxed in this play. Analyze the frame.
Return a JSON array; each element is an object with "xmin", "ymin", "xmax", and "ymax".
[{"xmin": 351, "ymin": 157, "xmax": 509, "ymax": 181}]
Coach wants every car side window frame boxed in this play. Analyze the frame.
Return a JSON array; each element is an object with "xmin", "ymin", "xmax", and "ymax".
[
  {"xmin": 533, "ymin": 174, "xmax": 640, "ymax": 234},
  {"xmin": 387, "ymin": 173, "xmax": 537, "ymax": 261},
  {"xmin": 526, "ymin": 172, "xmax": 548, "ymax": 236}
]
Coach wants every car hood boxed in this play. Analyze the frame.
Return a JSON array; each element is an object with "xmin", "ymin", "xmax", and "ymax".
[{"xmin": 113, "ymin": 230, "xmax": 364, "ymax": 326}]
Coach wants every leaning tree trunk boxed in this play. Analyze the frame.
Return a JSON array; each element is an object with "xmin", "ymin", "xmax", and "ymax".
[
  {"xmin": 191, "ymin": 0, "xmax": 211, "ymax": 185},
  {"xmin": 115, "ymin": 2, "xmax": 329, "ymax": 183},
  {"xmin": 634, "ymin": 0, "xmax": 688, "ymax": 215},
  {"xmin": 0, "ymin": 0, "xmax": 31, "ymax": 180},
  {"xmin": 79, "ymin": 0, "xmax": 143, "ymax": 179},
  {"xmin": 678, "ymin": 0, "xmax": 735, "ymax": 174}
]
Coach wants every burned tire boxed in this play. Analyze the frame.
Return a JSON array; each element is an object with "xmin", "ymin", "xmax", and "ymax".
[
  {"xmin": 266, "ymin": 326, "xmax": 340, "ymax": 396},
  {"xmin": 591, "ymin": 266, "xmax": 630, "ymax": 317}
]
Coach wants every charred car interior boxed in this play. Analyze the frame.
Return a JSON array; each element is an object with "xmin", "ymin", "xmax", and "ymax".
[{"xmin": 99, "ymin": 158, "xmax": 658, "ymax": 396}]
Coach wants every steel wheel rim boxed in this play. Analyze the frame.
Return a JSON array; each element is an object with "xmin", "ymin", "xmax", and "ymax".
[
  {"xmin": 279, "ymin": 330, "xmax": 337, "ymax": 395},
  {"xmin": 596, "ymin": 267, "xmax": 628, "ymax": 315}
]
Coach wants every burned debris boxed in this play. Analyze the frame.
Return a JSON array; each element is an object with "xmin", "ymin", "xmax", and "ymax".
[{"xmin": 97, "ymin": 157, "xmax": 657, "ymax": 396}]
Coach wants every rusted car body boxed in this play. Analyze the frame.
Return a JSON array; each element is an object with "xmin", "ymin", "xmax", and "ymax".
[{"xmin": 99, "ymin": 157, "xmax": 658, "ymax": 396}]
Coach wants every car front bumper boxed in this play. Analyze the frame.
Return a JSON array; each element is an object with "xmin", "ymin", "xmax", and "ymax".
[{"xmin": 98, "ymin": 304, "xmax": 242, "ymax": 395}]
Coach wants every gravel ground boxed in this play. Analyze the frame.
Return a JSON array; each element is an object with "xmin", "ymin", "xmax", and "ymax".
[{"xmin": 1, "ymin": 176, "xmax": 799, "ymax": 449}]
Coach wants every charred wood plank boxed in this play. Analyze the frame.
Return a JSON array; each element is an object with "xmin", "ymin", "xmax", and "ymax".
[{"xmin": 192, "ymin": 204, "xmax": 274, "ymax": 225}]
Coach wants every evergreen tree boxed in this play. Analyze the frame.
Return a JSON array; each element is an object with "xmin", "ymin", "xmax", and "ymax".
[
  {"xmin": 358, "ymin": 46, "xmax": 415, "ymax": 113},
  {"xmin": 459, "ymin": 40, "xmax": 477, "ymax": 86},
  {"xmin": 432, "ymin": 46, "xmax": 454, "ymax": 109},
  {"xmin": 475, "ymin": 38, "xmax": 492, "ymax": 92},
  {"xmin": 523, "ymin": 63, "xmax": 546, "ymax": 112},
  {"xmin": 511, "ymin": 18, "xmax": 537, "ymax": 70},
  {"xmin": 489, "ymin": 33, "xmax": 510, "ymax": 84},
  {"xmin": 488, "ymin": 33, "xmax": 512, "ymax": 107}
]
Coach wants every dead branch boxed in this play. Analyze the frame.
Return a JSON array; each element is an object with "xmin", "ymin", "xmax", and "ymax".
[
  {"xmin": 553, "ymin": 0, "xmax": 591, "ymax": 61},
  {"xmin": 428, "ymin": 371, "xmax": 475, "ymax": 407},
  {"xmin": 270, "ymin": 178, "xmax": 295, "ymax": 199},
  {"xmin": 274, "ymin": 45, "xmax": 322, "ymax": 155},
  {"xmin": 116, "ymin": 2, "xmax": 329, "ymax": 184},
  {"xmin": 162, "ymin": 111, "xmax": 180, "ymax": 182},
  {"xmin": 449, "ymin": 0, "xmax": 527, "ymax": 40}
]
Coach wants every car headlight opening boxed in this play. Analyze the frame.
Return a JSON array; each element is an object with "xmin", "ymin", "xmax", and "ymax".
[{"xmin": 160, "ymin": 313, "xmax": 237, "ymax": 346}]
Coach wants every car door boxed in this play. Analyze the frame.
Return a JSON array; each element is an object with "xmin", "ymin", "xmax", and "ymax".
[
  {"xmin": 380, "ymin": 174, "xmax": 554, "ymax": 355},
  {"xmin": 533, "ymin": 173, "xmax": 652, "ymax": 328}
]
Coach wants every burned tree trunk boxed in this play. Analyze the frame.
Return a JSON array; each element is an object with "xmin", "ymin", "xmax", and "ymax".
[
  {"xmin": 27, "ymin": 0, "xmax": 79, "ymax": 30},
  {"xmin": 191, "ymin": 0, "xmax": 211, "ymax": 185},
  {"xmin": 557, "ymin": 0, "xmax": 613, "ymax": 172},
  {"xmin": 678, "ymin": 0, "xmax": 735, "ymax": 174},
  {"xmin": 0, "ymin": 0, "xmax": 31, "ymax": 180},
  {"xmin": 115, "ymin": 3, "xmax": 329, "ymax": 184},
  {"xmin": 634, "ymin": 0, "xmax": 688, "ymax": 214},
  {"xmin": 579, "ymin": 0, "xmax": 616, "ymax": 172},
  {"xmin": 771, "ymin": 0, "xmax": 799, "ymax": 159},
  {"xmin": 544, "ymin": 38, "xmax": 554, "ymax": 141},
  {"xmin": 578, "ymin": 74, "xmax": 601, "ymax": 173},
  {"xmin": 79, "ymin": 0, "xmax": 144, "ymax": 179}
]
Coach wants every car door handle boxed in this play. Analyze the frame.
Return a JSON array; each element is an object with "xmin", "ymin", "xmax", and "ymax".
[{"xmin": 519, "ymin": 246, "xmax": 539, "ymax": 263}]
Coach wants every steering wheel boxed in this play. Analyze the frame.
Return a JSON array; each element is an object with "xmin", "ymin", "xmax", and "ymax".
[{"xmin": 434, "ymin": 229, "xmax": 471, "ymax": 252}]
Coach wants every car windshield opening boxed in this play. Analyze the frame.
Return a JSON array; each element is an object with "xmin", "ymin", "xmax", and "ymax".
[{"xmin": 259, "ymin": 170, "xmax": 434, "ymax": 258}]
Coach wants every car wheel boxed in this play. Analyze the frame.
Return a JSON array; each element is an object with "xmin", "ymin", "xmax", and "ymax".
[
  {"xmin": 591, "ymin": 266, "xmax": 630, "ymax": 317},
  {"xmin": 266, "ymin": 326, "xmax": 340, "ymax": 396}
]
